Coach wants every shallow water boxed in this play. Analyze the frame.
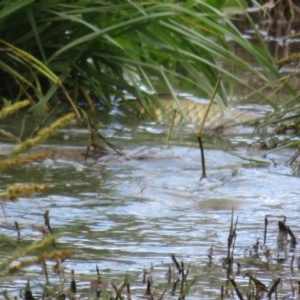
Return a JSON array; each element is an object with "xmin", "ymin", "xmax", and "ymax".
[{"xmin": 0, "ymin": 112, "xmax": 300, "ymax": 299}]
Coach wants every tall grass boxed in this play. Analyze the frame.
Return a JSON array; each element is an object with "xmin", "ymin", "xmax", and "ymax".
[{"xmin": 0, "ymin": 0, "xmax": 294, "ymax": 116}]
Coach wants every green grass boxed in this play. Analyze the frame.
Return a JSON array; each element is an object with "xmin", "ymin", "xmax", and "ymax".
[{"xmin": 0, "ymin": 0, "xmax": 296, "ymax": 118}]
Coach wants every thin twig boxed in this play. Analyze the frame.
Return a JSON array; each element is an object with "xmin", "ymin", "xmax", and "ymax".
[
  {"xmin": 197, "ymin": 76, "xmax": 222, "ymax": 178},
  {"xmin": 166, "ymin": 109, "xmax": 177, "ymax": 146},
  {"xmin": 197, "ymin": 76, "xmax": 222, "ymax": 137}
]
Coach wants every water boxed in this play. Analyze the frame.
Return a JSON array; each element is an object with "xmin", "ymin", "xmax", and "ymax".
[
  {"xmin": 2, "ymin": 14, "xmax": 300, "ymax": 298},
  {"xmin": 0, "ymin": 112, "xmax": 300, "ymax": 299}
]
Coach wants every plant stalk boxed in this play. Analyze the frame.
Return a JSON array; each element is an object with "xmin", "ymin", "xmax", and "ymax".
[{"xmin": 197, "ymin": 76, "xmax": 222, "ymax": 178}]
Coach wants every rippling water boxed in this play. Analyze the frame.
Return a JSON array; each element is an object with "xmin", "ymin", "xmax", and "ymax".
[{"xmin": 0, "ymin": 114, "xmax": 300, "ymax": 299}]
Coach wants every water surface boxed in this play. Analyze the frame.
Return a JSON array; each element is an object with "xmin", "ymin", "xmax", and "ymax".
[{"xmin": 0, "ymin": 112, "xmax": 299, "ymax": 299}]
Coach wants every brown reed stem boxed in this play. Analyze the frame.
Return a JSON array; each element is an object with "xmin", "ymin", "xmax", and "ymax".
[
  {"xmin": 230, "ymin": 279, "xmax": 244, "ymax": 300},
  {"xmin": 43, "ymin": 260, "xmax": 49, "ymax": 284},
  {"xmin": 264, "ymin": 215, "xmax": 268, "ymax": 245},
  {"xmin": 70, "ymin": 269, "xmax": 77, "ymax": 294},
  {"xmin": 171, "ymin": 254, "xmax": 182, "ymax": 274},
  {"xmin": 197, "ymin": 76, "xmax": 222, "ymax": 137},
  {"xmin": 197, "ymin": 136, "xmax": 206, "ymax": 178},
  {"xmin": 166, "ymin": 109, "xmax": 177, "ymax": 146},
  {"xmin": 267, "ymin": 278, "xmax": 281, "ymax": 298},
  {"xmin": 197, "ymin": 76, "xmax": 222, "ymax": 178},
  {"xmin": 14, "ymin": 221, "xmax": 20, "ymax": 237},
  {"xmin": 88, "ymin": 119, "xmax": 122, "ymax": 156},
  {"xmin": 44, "ymin": 210, "xmax": 52, "ymax": 234},
  {"xmin": 171, "ymin": 278, "xmax": 179, "ymax": 296}
]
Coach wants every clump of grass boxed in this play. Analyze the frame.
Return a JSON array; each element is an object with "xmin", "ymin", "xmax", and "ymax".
[
  {"xmin": 12, "ymin": 112, "xmax": 76, "ymax": 155},
  {"xmin": 1, "ymin": 0, "xmax": 295, "ymax": 118},
  {"xmin": 0, "ymin": 183, "xmax": 52, "ymax": 201}
]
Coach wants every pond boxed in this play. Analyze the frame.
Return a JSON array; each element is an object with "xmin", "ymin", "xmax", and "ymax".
[
  {"xmin": 0, "ymin": 106, "xmax": 300, "ymax": 299},
  {"xmin": 1, "ymin": 14, "xmax": 300, "ymax": 299}
]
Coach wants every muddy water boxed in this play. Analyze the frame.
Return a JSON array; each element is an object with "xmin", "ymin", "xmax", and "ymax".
[{"xmin": 0, "ymin": 111, "xmax": 300, "ymax": 299}]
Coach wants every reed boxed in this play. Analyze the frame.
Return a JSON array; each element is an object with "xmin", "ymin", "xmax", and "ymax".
[
  {"xmin": 12, "ymin": 112, "xmax": 76, "ymax": 155},
  {"xmin": 0, "ymin": 0, "xmax": 293, "ymax": 117}
]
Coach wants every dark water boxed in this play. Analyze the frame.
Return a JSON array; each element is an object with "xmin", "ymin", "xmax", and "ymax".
[{"xmin": 0, "ymin": 110, "xmax": 300, "ymax": 299}]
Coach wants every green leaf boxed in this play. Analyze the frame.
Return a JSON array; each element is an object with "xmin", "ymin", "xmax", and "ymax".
[{"xmin": 222, "ymin": 0, "xmax": 247, "ymax": 15}]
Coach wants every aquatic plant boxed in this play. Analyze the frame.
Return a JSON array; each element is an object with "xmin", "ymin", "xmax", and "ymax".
[
  {"xmin": 12, "ymin": 112, "xmax": 76, "ymax": 155},
  {"xmin": 0, "ymin": 152, "xmax": 51, "ymax": 170},
  {"xmin": 0, "ymin": 0, "xmax": 292, "ymax": 117}
]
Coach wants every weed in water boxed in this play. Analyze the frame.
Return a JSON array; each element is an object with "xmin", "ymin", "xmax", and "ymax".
[{"xmin": 12, "ymin": 112, "xmax": 76, "ymax": 155}]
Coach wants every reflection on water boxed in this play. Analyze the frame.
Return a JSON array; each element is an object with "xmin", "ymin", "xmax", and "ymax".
[{"xmin": 0, "ymin": 115, "xmax": 300, "ymax": 299}]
